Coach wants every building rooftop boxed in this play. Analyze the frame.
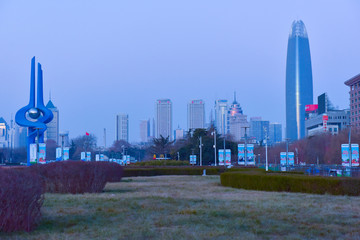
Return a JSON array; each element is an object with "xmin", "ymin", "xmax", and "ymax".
[
  {"xmin": 344, "ymin": 73, "xmax": 360, "ymax": 86},
  {"xmin": 289, "ymin": 20, "xmax": 308, "ymax": 38},
  {"xmin": 45, "ymin": 100, "xmax": 56, "ymax": 109}
]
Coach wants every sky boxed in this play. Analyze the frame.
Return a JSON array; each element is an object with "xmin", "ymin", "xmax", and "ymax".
[{"xmin": 0, "ymin": 0, "xmax": 359, "ymax": 145}]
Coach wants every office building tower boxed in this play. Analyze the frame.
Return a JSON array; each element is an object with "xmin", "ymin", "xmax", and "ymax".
[
  {"xmin": 345, "ymin": 74, "xmax": 360, "ymax": 127},
  {"xmin": 250, "ymin": 117, "xmax": 270, "ymax": 143},
  {"xmin": 156, "ymin": 99, "xmax": 172, "ymax": 140},
  {"xmin": 45, "ymin": 100, "xmax": 59, "ymax": 145},
  {"xmin": 14, "ymin": 124, "xmax": 27, "ymax": 148},
  {"xmin": 0, "ymin": 117, "xmax": 9, "ymax": 148},
  {"xmin": 116, "ymin": 114, "xmax": 129, "ymax": 142},
  {"xmin": 228, "ymin": 93, "xmax": 249, "ymax": 141},
  {"xmin": 140, "ymin": 119, "xmax": 151, "ymax": 143},
  {"xmin": 286, "ymin": 20, "xmax": 314, "ymax": 141},
  {"xmin": 215, "ymin": 100, "xmax": 229, "ymax": 135},
  {"xmin": 187, "ymin": 100, "xmax": 205, "ymax": 130},
  {"xmin": 269, "ymin": 123, "xmax": 282, "ymax": 144},
  {"xmin": 174, "ymin": 127, "xmax": 185, "ymax": 141}
]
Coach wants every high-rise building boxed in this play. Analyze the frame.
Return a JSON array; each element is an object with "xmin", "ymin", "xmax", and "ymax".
[
  {"xmin": 269, "ymin": 123, "xmax": 282, "ymax": 144},
  {"xmin": 215, "ymin": 100, "xmax": 229, "ymax": 135},
  {"xmin": 345, "ymin": 74, "xmax": 360, "ymax": 127},
  {"xmin": 286, "ymin": 20, "xmax": 314, "ymax": 141},
  {"xmin": 0, "ymin": 117, "xmax": 9, "ymax": 148},
  {"xmin": 45, "ymin": 100, "xmax": 59, "ymax": 145},
  {"xmin": 174, "ymin": 127, "xmax": 185, "ymax": 141},
  {"xmin": 14, "ymin": 124, "xmax": 27, "ymax": 148},
  {"xmin": 250, "ymin": 117, "xmax": 270, "ymax": 143},
  {"xmin": 116, "ymin": 114, "xmax": 129, "ymax": 142},
  {"xmin": 187, "ymin": 100, "xmax": 205, "ymax": 130},
  {"xmin": 228, "ymin": 93, "xmax": 249, "ymax": 141},
  {"xmin": 156, "ymin": 99, "xmax": 172, "ymax": 140},
  {"xmin": 139, "ymin": 119, "xmax": 150, "ymax": 143}
]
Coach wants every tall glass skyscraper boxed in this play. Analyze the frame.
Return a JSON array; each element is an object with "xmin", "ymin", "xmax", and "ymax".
[{"xmin": 286, "ymin": 20, "xmax": 313, "ymax": 141}]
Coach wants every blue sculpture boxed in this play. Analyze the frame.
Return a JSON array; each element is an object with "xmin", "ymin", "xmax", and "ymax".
[{"xmin": 15, "ymin": 57, "xmax": 53, "ymax": 165}]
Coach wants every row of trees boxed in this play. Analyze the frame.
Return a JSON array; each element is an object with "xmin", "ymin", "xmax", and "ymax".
[{"xmin": 0, "ymin": 126, "xmax": 358, "ymax": 165}]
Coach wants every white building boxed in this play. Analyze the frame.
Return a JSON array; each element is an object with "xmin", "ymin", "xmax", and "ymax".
[
  {"xmin": 215, "ymin": 100, "xmax": 229, "ymax": 135},
  {"xmin": 139, "ymin": 119, "xmax": 150, "ymax": 143},
  {"xmin": 116, "ymin": 114, "xmax": 129, "ymax": 142},
  {"xmin": 45, "ymin": 100, "xmax": 59, "ymax": 145},
  {"xmin": 156, "ymin": 99, "xmax": 172, "ymax": 140},
  {"xmin": 0, "ymin": 117, "xmax": 8, "ymax": 148},
  {"xmin": 187, "ymin": 100, "xmax": 205, "ymax": 130},
  {"xmin": 174, "ymin": 127, "xmax": 185, "ymax": 141}
]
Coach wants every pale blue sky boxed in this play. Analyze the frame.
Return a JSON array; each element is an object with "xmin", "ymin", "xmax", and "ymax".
[{"xmin": 0, "ymin": 0, "xmax": 359, "ymax": 144}]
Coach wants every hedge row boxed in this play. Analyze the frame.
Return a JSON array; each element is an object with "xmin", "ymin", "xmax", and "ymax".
[
  {"xmin": 30, "ymin": 161, "xmax": 124, "ymax": 194},
  {"xmin": 124, "ymin": 167, "xmax": 221, "ymax": 177},
  {"xmin": 133, "ymin": 160, "xmax": 190, "ymax": 166},
  {"xmin": 0, "ymin": 168, "xmax": 44, "ymax": 232},
  {"xmin": 220, "ymin": 171, "xmax": 360, "ymax": 196}
]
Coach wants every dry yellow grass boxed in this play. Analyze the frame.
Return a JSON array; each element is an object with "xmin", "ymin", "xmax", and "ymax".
[{"xmin": 2, "ymin": 175, "xmax": 360, "ymax": 239}]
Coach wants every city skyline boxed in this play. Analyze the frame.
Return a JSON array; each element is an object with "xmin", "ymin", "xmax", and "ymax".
[{"xmin": 0, "ymin": 1, "xmax": 359, "ymax": 144}]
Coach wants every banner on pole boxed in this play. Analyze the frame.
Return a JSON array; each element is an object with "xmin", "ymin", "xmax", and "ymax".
[
  {"xmin": 38, "ymin": 143, "xmax": 46, "ymax": 164},
  {"xmin": 342, "ymin": 144, "xmax": 360, "ymax": 167},
  {"xmin": 190, "ymin": 155, "xmax": 196, "ymax": 165},
  {"xmin": 63, "ymin": 148, "xmax": 70, "ymax": 160},
  {"xmin": 238, "ymin": 144, "xmax": 245, "ymax": 165},
  {"xmin": 280, "ymin": 152, "xmax": 294, "ymax": 166},
  {"xmin": 81, "ymin": 152, "xmax": 86, "ymax": 161},
  {"xmin": 56, "ymin": 148, "xmax": 62, "ymax": 161},
  {"xmin": 218, "ymin": 149, "xmax": 225, "ymax": 166},
  {"xmin": 225, "ymin": 149, "xmax": 231, "ymax": 166},
  {"xmin": 96, "ymin": 154, "xmax": 100, "ymax": 161},
  {"xmin": 86, "ymin": 152, "xmax": 91, "ymax": 161},
  {"xmin": 351, "ymin": 144, "xmax": 359, "ymax": 167},
  {"xmin": 100, "ymin": 154, "xmax": 104, "ymax": 161},
  {"xmin": 30, "ymin": 144, "xmax": 37, "ymax": 164},
  {"xmin": 247, "ymin": 144, "xmax": 255, "ymax": 165}
]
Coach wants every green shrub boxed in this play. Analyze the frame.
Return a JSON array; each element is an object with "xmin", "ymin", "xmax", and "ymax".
[
  {"xmin": 133, "ymin": 160, "xmax": 190, "ymax": 166},
  {"xmin": 124, "ymin": 167, "xmax": 220, "ymax": 177},
  {"xmin": 220, "ymin": 171, "xmax": 360, "ymax": 196}
]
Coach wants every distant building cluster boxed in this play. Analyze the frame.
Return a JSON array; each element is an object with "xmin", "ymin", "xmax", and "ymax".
[{"xmin": 113, "ymin": 93, "xmax": 282, "ymax": 145}]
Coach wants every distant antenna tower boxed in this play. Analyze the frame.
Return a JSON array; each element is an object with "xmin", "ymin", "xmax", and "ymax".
[{"xmin": 103, "ymin": 128, "xmax": 106, "ymax": 148}]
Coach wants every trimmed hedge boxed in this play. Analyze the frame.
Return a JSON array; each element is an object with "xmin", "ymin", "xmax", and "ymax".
[
  {"xmin": 124, "ymin": 167, "xmax": 221, "ymax": 177},
  {"xmin": 133, "ymin": 160, "xmax": 190, "ymax": 166},
  {"xmin": 220, "ymin": 171, "xmax": 360, "ymax": 196},
  {"xmin": 0, "ymin": 168, "xmax": 44, "ymax": 232},
  {"xmin": 30, "ymin": 161, "xmax": 123, "ymax": 194}
]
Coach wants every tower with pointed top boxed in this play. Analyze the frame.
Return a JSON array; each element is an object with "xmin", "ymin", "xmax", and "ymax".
[
  {"xmin": 45, "ymin": 99, "xmax": 59, "ymax": 144},
  {"xmin": 286, "ymin": 20, "xmax": 313, "ymax": 141},
  {"xmin": 228, "ymin": 92, "xmax": 249, "ymax": 141}
]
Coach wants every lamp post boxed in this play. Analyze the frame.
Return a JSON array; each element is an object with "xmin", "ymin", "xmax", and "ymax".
[
  {"xmin": 242, "ymin": 126, "xmax": 250, "ymax": 166},
  {"xmin": 212, "ymin": 130, "xmax": 217, "ymax": 166},
  {"xmin": 199, "ymin": 136, "xmax": 203, "ymax": 166},
  {"xmin": 348, "ymin": 124, "xmax": 352, "ymax": 174},
  {"xmin": 285, "ymin": 138, "xmax": 290, "ymax": 171},
  {"xmin": 264, "ymin": 127, "xmax": 269, "ymax": 171}
]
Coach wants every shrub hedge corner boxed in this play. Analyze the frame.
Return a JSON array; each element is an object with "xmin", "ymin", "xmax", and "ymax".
[{"xmin": 220, "ymin": 171, "xmax": 360, "ymax": 196}]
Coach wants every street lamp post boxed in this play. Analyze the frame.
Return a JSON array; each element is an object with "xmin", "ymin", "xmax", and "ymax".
[
  {"xmin": 242, "ymin": 126, "xmax": 249, "ymax": 166},
  {"xmin": 199, "ymin": 136, "xmax": 203, "ymax": 166},
  {"xmin": 285, "ymin": 138, "xmax": 290, "ymax": 171},
  {"xmin": 212, "ymin": 130, "xmax": 217, "ymax": 166},
  {"xmin": 348, "ymin": 124, "xmax": 352, "ymax": 175},
  {"xmin": 264, "ymin": 127, "xmax": 269, "ymax": 171}
]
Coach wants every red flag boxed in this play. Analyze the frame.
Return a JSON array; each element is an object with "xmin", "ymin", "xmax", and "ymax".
[{"xmin": 86, "ymin": 132, "xmax": 90, "ymax": 136}]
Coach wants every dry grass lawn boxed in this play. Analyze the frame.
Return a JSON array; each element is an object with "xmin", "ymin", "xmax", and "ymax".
[{"xmin": 2, "ymin": 175, "xmax": 360, "ymax": 239}]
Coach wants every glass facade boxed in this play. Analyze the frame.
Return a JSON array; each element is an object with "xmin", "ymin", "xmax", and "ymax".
[{"xmin": 286, "ymin": 20, "xmax": 313, "ymax": 141}]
